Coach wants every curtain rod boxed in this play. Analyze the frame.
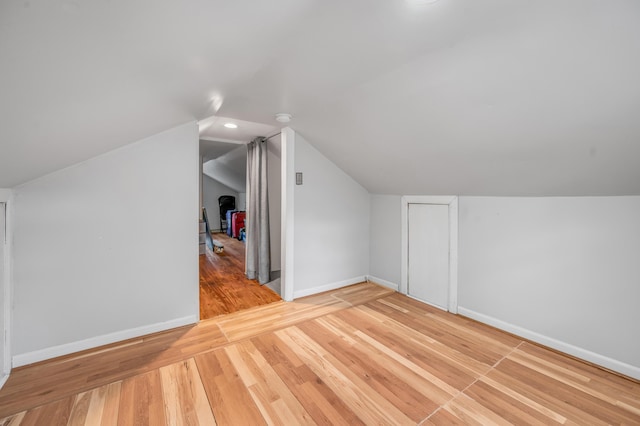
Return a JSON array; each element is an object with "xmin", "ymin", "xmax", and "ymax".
[{"xmin": 265, "ymin": 132, "xmax": 281, "ymax": 141}]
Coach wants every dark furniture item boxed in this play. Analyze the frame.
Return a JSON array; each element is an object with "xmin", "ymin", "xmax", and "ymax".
[{"xmin": 218, "ymin": 195, "xmax": 236, "ymax": 232}]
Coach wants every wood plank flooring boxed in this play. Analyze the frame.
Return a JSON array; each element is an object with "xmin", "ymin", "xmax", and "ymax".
[
  {"xmin": 199, "ymin": 233, "xmax": 281, "ymax": 319},
  {"xmin": 1, "ymin": 283, "xmax": 638, "ymax": 425}
]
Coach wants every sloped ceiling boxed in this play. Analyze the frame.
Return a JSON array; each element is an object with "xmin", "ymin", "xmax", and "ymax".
[
  {"xmin": 1, "ymin": 0, "xmax": 639, "ymax": 194},
  {"xmin": 199, "ymin": 140, "xmax": 239, "ymax": 164},
  {"xmin": 202, "ymin": 145, "xmax": 248, "ymax": 193}
]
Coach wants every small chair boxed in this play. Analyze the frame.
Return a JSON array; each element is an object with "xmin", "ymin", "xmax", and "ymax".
[{"xmin": 218, "ymin": 195, "xmax": 236, "ymax": 233}]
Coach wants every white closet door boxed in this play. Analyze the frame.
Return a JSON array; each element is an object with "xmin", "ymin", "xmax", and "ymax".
[{"xmin": 407, "ymin": 203, "xmax": 449, "ymax": 309}]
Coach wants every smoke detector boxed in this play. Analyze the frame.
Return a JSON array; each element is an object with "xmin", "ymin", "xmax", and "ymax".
[{"xmin": 275, "ymin": 113, "xmax": 292, "ymax": 123}]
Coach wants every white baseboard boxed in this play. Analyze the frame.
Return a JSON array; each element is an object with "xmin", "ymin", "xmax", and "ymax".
[
  {"xmin": 0, "ymin": 373, "xmax": 8, "ymax": 390},
  {"xmin": 293, "ymin": 276, "xmax": 367, "ymax": 299},
  {"xmin": 366, "ymin": 276, "xmax": 399, "ymax": 292},
  {"xmin": 12, "ymin": 315, "xmax": 198, "ymax": 368},
  {"xmin": 458, "ymin": 307, "xmax": 640, "ymax": 381}
]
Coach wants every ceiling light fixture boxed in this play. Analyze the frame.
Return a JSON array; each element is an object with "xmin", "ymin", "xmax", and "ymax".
[
  {"xmin": 223, "ymin": 123, "xmax": 238, "ymax": 129},
  {"xmin": 275, "ymin": 113, "xmax": 292, "ymax": 123}
]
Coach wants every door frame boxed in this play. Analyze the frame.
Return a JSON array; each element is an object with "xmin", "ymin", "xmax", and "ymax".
[
  {"xmin": 280, "ymin": 127, "xmax": 295, "ymax": 301},
  {"xmin": 401, "ymin": 196, "xmax": 458, "ymax": 313},
  {"xmin": 197, "ymin": 124, "xmax": 292, "ymax": 306},
  {"xmin": 0, "ymin": 193, "xmax": 12, "ymax": 387}
]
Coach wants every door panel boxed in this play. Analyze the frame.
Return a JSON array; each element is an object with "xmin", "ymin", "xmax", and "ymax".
[{"xmin": 407, "ymin": 203, "xmax": 449, "ymax": 309}]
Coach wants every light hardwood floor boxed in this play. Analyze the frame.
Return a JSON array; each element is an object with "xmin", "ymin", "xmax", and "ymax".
[{"xmin": 0, "ymin": 283, "xmax": 638, "ymax": 425}]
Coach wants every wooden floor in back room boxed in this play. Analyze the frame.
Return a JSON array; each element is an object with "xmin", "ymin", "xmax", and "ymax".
[{"xmin": 199, "ymin": 232, "xmax": 281, "ymax": 319}]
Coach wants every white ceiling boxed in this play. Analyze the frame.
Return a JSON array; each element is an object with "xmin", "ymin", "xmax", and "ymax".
[
  {"xmin": 199, "ymin": 115, "xmax": 279, "ymax": 162},
  {"xmin": 2, "ymin": 0, "xmax": 639, "ymax": 195}
]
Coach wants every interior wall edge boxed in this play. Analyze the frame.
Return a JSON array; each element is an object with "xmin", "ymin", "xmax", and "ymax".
[
  {"xmin": 458, "ymin": 306, "xmax": 640, "ymax": 381},
  {"xmin": 280, "ymin": 127, "xmax": 295, "ymax": 302},
  {"xmin": 12, "ymin": 314, "xmax": 198, "ymax": 368},
  {"xmin": 0, "ymin": 194, "xmax": 12, "ymax": 379}
]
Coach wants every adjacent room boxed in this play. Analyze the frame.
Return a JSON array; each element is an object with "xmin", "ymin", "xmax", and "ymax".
[
  {"xmin": 198, "ymin": 117, "xmax": 283, "ymax": 318},
  {"xmin": 0, "ymin": 0, "xmax": 639, "ymax": 423}
]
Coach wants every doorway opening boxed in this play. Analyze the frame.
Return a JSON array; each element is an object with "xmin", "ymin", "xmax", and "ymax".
[{"xmin": 198, "ymin": 117, "xmax": 283, "ymax": 319}]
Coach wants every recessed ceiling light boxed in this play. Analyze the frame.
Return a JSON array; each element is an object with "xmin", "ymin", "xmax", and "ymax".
[{"xmin": 224, "ymin": 123, "xmax": 238, "ymax": 129}]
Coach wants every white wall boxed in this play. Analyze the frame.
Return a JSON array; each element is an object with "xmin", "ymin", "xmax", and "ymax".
[
  {"xmin": 202, "ymin": 176, "xmax": 238, "ymax": 232},
  {"xmin": 458, "ymin": 196, "xmax": 640, "ymax": 379},
  {"xmin": 237, "ymin": 192, "xmax": 246, "ymax": 211},
  {"xmin": 11, "ymin": 122, "xmax": 199, "ymax": 366},
  {"xmin": 369, "ymin": 194, "xmax": 402, "ymax": 290},
  {"xmin": 267, "ymin": 135, "xmax": 282, "ymax": 272},
  {"xmin": 293, "ymin": 135, "xmax": 370, "ymax": 298}
]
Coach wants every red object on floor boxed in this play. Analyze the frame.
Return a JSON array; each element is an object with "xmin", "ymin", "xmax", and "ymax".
[{"xmin": 231, "ymin": 211, "xmax": 246, "ymax": 238}]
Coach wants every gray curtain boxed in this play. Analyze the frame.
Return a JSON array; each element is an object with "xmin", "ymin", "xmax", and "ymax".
[{"xmin": 246, "ymin": 137, "xmax": 271, "ymax": 284}]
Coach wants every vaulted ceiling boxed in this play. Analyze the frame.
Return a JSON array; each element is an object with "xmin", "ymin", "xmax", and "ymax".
[{"xmin": 2, "ymin": 0, "xmax": 639, "ymax": 194}]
